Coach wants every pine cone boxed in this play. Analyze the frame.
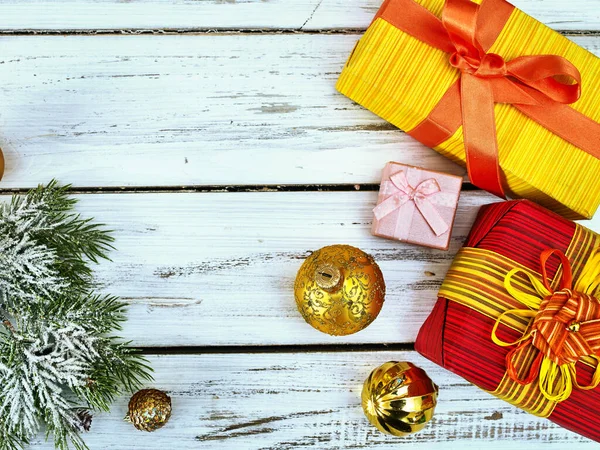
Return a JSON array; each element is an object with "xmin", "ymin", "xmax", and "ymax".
[{"xmin": 74, "ymin": 409, "xmax": 93, "ymax": 432}]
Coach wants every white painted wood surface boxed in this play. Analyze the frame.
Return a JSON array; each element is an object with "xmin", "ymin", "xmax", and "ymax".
[
  {"xmin": 0, "ymin": 190, "xmax": 590, "ymax": 348},
  {"xmin": 28, "ymin": 352, "xmax": 597, "ymax": 449},
  {"xmin": 59, "ymin": 190, "xmax": 493, "ymax": 347},
  {"xmin": 1, "ymin": 34, "xmax": 599, "ymax": 189},
  {"xmin": 0, "ymin": 34, "xmax": 458, "ymax": 188},
  {"xmin": 1, "ymin": 0, "xmax": 599, "ymax": 31},
  {"xmin": 3, "ymin": 0, "xmax": 599, "ymax": 447}
]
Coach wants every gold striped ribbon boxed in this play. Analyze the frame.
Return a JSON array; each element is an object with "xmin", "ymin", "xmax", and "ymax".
[{"xmin": 439, "ymin": 223, "xmax": 600, "ymax": 417}]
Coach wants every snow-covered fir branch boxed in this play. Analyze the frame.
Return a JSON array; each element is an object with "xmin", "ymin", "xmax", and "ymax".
[
  {"xmin": 0, "ymin": 187, "xmax": 68, "ymax": 309},
  {"xmin": 0, "ymin": 181, "xmax": 152, "ymax": 450}
]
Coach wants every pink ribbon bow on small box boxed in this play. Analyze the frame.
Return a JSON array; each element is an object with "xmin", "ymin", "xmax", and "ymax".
[
  {"xmin": 373, "ymin": 171, "xmax": 450, "ymax": 237},
  {"xmin": 371, "ymin": 163, "xmax": 462, "ymax": 250}
]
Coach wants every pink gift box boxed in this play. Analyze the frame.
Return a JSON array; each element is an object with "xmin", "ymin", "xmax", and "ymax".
[{"xmin": 372, "ymin": 162, "xmax": 462, "ymax": 250}]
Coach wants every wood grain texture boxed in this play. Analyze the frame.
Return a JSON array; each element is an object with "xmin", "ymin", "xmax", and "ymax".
[
  {"xmin": 1, "ymin": 34, "xmax": 599, "ymax": 189},
  {"xmin": 1, "ymin": 0, "xmax": 599, "ymax": 31},
  {"xmin": 27, "ymin": 352, "xmax": 596, "ymax": 449},
  {"xmin": 1, "ymin": 190, "xmax": 589, "ymax": 348},
  {"xmin": 2, "ymin": 0, "xmax": 599, "ymax": 447},
  {"xmin": 0, "ymin": 34, "xmax": 459, "ymax": 189}
]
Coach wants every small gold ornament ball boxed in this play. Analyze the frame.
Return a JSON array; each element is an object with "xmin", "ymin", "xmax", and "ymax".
[
  {"xmin": 362, "ymin": 361, "xmax": 438, "ymax": 436},
  {"xmin": 0, "ymin": 148, "xmax": 4, "ymax": 181},
  {"xmin": 294, "ymin": 244, "xmax": 385, "ymax": 336},
  {"xmin": 127, "ymin": 389, "xmax": 172, "ymax": 432}
]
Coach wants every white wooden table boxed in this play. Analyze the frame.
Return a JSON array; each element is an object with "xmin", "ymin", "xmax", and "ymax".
[{"xmin": 1, "ymin": 1, "xmax": 599, "ymax": 448}]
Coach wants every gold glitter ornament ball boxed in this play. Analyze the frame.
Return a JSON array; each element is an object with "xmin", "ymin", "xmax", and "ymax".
[
  {"xmin": 294, "ymin": 244, "xmax": 385, "ymax": 336},
  {"xmin": 0, "ymin": 148, "xmax": 4, "ymax": 180},
  {"xmin": 126, "ymin": 389, "xmax": 172, "ymax": 432},
  {"xmin": 362, "ymin": 361, "xmax": 438, "ymax": 436}
]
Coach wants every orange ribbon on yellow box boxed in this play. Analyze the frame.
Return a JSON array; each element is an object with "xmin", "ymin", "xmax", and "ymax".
[{"xmin": 375, "ymin": 0, "xmax": 600, "ymax": 199}]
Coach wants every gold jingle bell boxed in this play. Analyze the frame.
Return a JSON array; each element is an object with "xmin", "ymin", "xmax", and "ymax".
[
  {"xmin": 362, "ymin": 361, "xmax": 438, "ymax": 436},
  {"xmin": 294, "ymin": 244, "xmax": 385, "ymax": 336}
]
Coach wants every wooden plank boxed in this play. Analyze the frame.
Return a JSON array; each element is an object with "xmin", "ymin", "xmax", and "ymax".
[
  {"xmin": 28, "ymin": 352, "xmax": 595, "ymax": 448},
  {"xmin": 0, "ymin": 34, "xmax": 460, "ymax": 189},
  {"xmin": 1, "ymin": 0, "xmax": 599, "ymax": 32},
  {"xmin": 1, "ymin": 34, "xmax": 599, "ymax": 189},
  {"xmin": 4, "ymin": 190, "xmax": 592, "ymax": 348}
]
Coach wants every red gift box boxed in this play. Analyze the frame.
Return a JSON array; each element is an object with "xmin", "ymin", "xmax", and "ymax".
[{"xmin": 416, "ymin": 200, "xmax": 600, "ymax": 441}]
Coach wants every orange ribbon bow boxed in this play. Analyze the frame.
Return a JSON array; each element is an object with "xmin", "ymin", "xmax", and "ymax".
[
  {"xmin": 492, "ymin": 249, "xmax": 600, "ymax": 402},
  {"xmin": 377, "ymin": 0, "xmax": 600, "ymax": 198}
]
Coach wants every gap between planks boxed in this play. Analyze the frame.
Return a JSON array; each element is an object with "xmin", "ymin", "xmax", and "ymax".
[
  {"xmin": 0, "ymin": 183, "xmax": 479, "ymax": 195},
  {"xmin": 1, "ymin": 29, "xmax": 599, "ymax": 36},
  {"xmin": 140, "ymin": 342, "xmax": 416, "ymax": 355}
]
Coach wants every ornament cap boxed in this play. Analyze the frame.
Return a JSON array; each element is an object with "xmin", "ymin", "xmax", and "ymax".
[{"xmin": 314, "ymin": 262, "xmax": 342, "ymax": 291}]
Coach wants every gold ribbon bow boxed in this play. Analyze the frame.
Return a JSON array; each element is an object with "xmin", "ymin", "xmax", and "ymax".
[{"xmin": 492, "ymin": 248, "xmax": 600, "ymax": 402}]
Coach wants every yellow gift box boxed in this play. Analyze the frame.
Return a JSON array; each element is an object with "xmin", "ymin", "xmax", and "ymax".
[{"xmin": 336, "ymin": 0, "xmax": 600, "ymax": 219}]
